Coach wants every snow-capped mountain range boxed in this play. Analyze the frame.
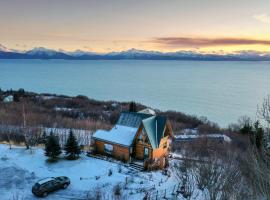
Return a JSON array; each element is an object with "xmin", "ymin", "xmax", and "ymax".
[
  {"xmin": 0, "ymin": 44, "xmax": 270, "ymax": 61},
  {"xmin": 0, "ymin": 44, "xmax": 11, "ymax": 52}
]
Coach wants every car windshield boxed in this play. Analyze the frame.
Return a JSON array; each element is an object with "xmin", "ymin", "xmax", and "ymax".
[
  {"xmin": 55, "ymin": 177, "xmax": 65, "ymax": 181},
  {"xmin": 33, "ymin": 183, "xmax": 40, "ymax": 189}
]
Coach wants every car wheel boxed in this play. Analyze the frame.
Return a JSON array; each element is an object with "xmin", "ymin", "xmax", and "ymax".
[
  {"xmin": 63, "ymin": 184, "xmax": 68, "ymax": 189},
  {"xmin": 42, "ymin": 192, "xmax": 48, "ymax": 197}
]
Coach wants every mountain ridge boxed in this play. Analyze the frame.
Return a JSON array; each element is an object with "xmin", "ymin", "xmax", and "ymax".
[{"xmin": 1, "ymin": 44, "xmax": 270, "ymax": 61}]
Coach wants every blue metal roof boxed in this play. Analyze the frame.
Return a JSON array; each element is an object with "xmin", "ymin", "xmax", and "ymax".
[
  {"xmin": 142, "ymin": 116, "xmax": 167, "ymax": 149},
  {"xmin": 117, "ymin": 111, "xmax": 152, "ymax": 128}
]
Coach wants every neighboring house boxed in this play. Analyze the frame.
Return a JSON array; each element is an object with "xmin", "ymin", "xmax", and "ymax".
[
  {"xmin": 3, "ymin": 95, "xmax": 13, "ymax": 103},
  {"xmin": 92, "ymin": 110, "xmax": 173, "ymax": 169},
  {"xmin": 175, "ymin": 134, "xmax": 231, "ymax": 143}
]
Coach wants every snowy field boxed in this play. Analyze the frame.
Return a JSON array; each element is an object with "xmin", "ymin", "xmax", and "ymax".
[{"xmin": 0, "ymin": 144, "xmax": 180, "ymax": 200}]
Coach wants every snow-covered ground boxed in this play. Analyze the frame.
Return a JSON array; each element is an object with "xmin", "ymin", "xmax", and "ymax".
[{"xmin": 0, "ymin": 144, "xmax": 180, "ymax": 200}]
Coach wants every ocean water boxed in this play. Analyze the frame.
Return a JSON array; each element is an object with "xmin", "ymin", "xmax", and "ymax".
[{"xmin": 1, "ymin": 59, "xmax": 270, "ymax": 127}]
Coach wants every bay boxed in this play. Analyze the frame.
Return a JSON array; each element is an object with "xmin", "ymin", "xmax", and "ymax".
[{"xmin": 1, "ymin": 59, "xmax": 270, "ymax": 127}]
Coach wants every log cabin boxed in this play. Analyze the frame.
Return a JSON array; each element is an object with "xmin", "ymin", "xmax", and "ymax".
[{"xmin": 92, "ymin": 109, "xmax": 173, "ymax": 170}]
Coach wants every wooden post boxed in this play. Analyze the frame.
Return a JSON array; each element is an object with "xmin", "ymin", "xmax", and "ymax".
[
  {"xmin": 163, "ymin": 189, "xmax": 166, "ymax": 198},
  {"xmin": 171, "ymin": 185, "xmax": 176, "ymax": 195},
  {"xmin": 156, "ymin": 190, "xmax": 158, "ymax": 200},
  {"xmin": 176, "ymin": 183, "xmax": 181, "ymax": 194}
]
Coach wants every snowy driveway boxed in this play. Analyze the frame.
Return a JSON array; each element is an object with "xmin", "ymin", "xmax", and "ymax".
[{"xmin": 0, "ymin": 144, "xmax": 179, "ymax": 200}]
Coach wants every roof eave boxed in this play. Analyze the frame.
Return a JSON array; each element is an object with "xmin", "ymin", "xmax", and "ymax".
[{"xmin": 92, "ymin": 137, "xmax": 132, "ymax": 148}]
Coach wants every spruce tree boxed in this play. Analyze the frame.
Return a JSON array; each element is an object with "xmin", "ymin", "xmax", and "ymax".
[
  {"xmin": 64, "ymin": 129, "xmax": 81, "ymax": 160},
  {"xmin": 44, "ymin": 131, "xmax": 61, "ymax": 162},
  {"xmin": 254, "ymin": 121, "xmax": 266, "ymax": 149},
  {"xmin": 129, "ymin": 101, "xmax": 137, "ymax": 112}
]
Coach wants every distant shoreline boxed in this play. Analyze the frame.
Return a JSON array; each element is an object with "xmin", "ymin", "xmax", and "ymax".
[
  {"xmin": 1, "ymin": 58, "xmax": 270, "ymax": 61},
  {"xmin": 0, "ymin": 89, "xmax": 222, "ymax": 134}
]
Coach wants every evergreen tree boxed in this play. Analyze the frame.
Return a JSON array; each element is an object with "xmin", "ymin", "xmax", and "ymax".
[
  {"xmin": 253, "ymin": 121, "xmax": 266, "ymax": 149},
  {"xmin": 13, "ymin": 93, "xmax": 20, "ymax": 102},
  {"xmin": 44, "ymin": 131, "xmax": 61, "ymax": 162},
  {"xmin": 129, "ymin": 101, "xmax": 137, "ymax": 112},
  {"xmin": 240, "ymin": 122, "xmax": 253, "ymax": 135},
  {"xmin": 240, "ymin": 120, "xmax": 267, "ymax": 150},
  {"xmin": 64, "ymin": 129, "xmax": 81, "ymax": 160}
]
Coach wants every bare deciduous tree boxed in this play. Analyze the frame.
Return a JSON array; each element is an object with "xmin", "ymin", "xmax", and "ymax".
[
  {"xmin": 22, "ymin": 103, "xmax": 30, "ymax": 149},
  {"xmin": 257, "ymin": 95, "xmax": 270, "ymax": 127},
  {"xmin": 257, "ymin": 95, "xmax": 270, "ymax": 151},
  {"xmin": 174, "ymin": 158, "xmax": 197, "ymax": 200},
  {"xmin": 241, "ymin": 147, "xmax": 270, "ymax": 199},
  {"xmin": 191, "ymin": 151, "xmax": 244, "ymax": 200}
]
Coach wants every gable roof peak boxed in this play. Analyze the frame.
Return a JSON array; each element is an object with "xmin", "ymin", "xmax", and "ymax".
[{"xmin": 142, "ymin": 115, "xmax": 167, "ymax": 149}]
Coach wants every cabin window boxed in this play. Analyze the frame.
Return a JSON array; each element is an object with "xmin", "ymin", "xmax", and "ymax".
[
  {"xmin": 163, "ymin": 141, "xmax": 167, "ymax": 149},
  {"xmin": 104, "ymin": 144, "xmax": 113, "ymax": 154},
  {"xmin": 138, "ymin": 133, "xmax": 143, "ymax": 142},
  {"xmin": 144, "ymin": 147, "xmax": 149, "ymax": 158},
  {"xmin": 144, "ymin": 136, "xmax": 149, "ymax": 144}
]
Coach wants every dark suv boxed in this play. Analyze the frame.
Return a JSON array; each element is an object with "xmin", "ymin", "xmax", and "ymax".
[{"xmin": 32, "ymin": 176, "xmax": 70, "ymax": 197}]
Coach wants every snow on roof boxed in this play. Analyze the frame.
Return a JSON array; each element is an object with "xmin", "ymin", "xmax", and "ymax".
[
  {"xmin": 54, "ymin": 107, "xmax": 73, "ymax": 112},
  {"xmin": 180, "ymin": 128, "xmax": 198, "ymax": 135},
  {"xmin": 175, "ymin": 134, "xmax": 231, "ymax": 142},
  {"xmin": 37, "ymin": 177, "xmax": 54, "ymax": 185},
  {"xmin": 3, "ymin": 95, "xmax": 13, "ymax": 102},
  {"xmin": 138, "ymin": 108, "xmax": 156, "ymax": 115},
  {"xmin": 93, "ymin": 125, "xmax": 138, "ymax": 147}
]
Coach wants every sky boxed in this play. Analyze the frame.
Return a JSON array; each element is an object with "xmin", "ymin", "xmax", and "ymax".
[{"xmin": 1, "ymin": 0, "xmax": 270, "ymax": 53}]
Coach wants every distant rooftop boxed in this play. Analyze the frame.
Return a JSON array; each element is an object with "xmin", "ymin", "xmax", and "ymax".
[
  {"xmin": 138, "ymin": 108, "xmax": 156, "ymax": 115},
  {"xmin": 175, "ymin": 134, "xmax": 231, "ymax": 143}
]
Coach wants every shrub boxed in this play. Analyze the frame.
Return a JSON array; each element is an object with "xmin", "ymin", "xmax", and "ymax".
[
  {"xmin": 86, "ymin": 186, "xmax": 102, "ymax": 200},
  {"xmin": 113, "ymin": 183, "xmax": 121, "ymax": 196},
  {"xmin": 108, "ymin": 169, "xmax": 113, "ymax": 176},
  {"xmin": 117, "ymin": 165, "xmax": 122, "ymax": 173}
]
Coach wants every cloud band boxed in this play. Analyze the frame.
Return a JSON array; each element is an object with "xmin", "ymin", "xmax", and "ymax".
[{"xmin": 152, "ymin": 37, "xmax": 270, "ymax": 48}]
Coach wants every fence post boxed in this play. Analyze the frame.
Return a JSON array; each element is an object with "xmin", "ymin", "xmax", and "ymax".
[
  {"xmin": 177, "ymin": 183, "xmax": 181, "ymax": 193},
  {"xmin": 171, "ymin": 185, "xmax": 176, "ymax": 195},
  {"xmin": 156, "ymin": 190, "xmax": 158, "ymax": 200},
  {"xmin": 163, "ymin": 189, "xmax": 166, "ymax": 198}
]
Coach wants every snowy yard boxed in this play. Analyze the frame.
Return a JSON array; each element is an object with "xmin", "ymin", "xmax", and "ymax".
[{"xmin": 0, "ymin": 144, "xmax": 180, "ymax": 200}]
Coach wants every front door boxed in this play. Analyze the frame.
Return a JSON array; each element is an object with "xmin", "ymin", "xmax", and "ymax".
[{"xmin": 144, "ymin": 147, "xmax": 149, "ymax": 159}]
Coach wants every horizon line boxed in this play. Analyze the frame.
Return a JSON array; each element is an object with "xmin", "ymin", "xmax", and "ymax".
[{"xmin": 1, "ymin": 43, "xmax": 270, "ymax": 55}]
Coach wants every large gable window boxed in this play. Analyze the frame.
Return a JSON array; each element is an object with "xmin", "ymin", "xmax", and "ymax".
[
  {"xmin": 138, "ymin": 133, "xmax": 143, "ymax": 143},
  {"xmin": 144, "ymin": 136, "xmax": 149, "ymax": 144}
]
